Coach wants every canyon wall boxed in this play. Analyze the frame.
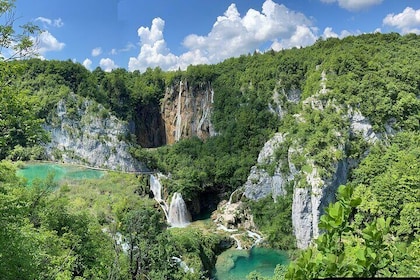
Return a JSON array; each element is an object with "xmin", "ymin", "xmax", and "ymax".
[
  {"xmin": 161, "ymin": 80, "xmax": 216, "ymax": 145},
  {"xmin": 134, "ymin": 80, "xmax": 215, "ymax": 147},
  {"xmin": 243, "ymin": 70, "xmax": 385, "ymax": 249},
  {"xmin": 44, "ymin": 94, "xmax": 148, "ymax": 172}
]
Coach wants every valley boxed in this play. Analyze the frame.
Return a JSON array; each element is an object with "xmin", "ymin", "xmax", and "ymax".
[{"xmin": 1, "ymin": 32, "xmax": 419, "ymax": 279}]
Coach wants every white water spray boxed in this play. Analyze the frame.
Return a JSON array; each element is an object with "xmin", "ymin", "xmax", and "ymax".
[
  {"xmin": 150, "ymin": 175, "xmax": 191, "ymax": 227},
  {"xmin": 168, "ymin": 192, "xmax": 191, "ymax": 227},
  {"xmin": 150, "ymin": 174, "xmax": 169, "ymax": 219}
]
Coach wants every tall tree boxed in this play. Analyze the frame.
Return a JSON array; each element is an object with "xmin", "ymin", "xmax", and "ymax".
[{"xmin": 0, "ymin": 0, "xmax": 45, "ymax": 159}]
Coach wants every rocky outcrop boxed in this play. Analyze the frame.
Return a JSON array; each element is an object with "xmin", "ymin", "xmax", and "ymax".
[
  {"xmin": 291, "ymin": 103, "xmax": 385, "ymax": 249},
  {"xmin": 243, "ymin": 70, "xmax": 354, "ymax": 249},
  {"xmin": 244, "ymin": 133, "xmax": 293, "ymax": 201},
  {"xmin": 269, "ymin": 89, "xmax": 301, "ymax": 118},
  {"xmin": 212, "ymin": 200, "xmax": 256, "ymax": 231},
  {"xmin": 348, "ymin": 108, "xmax": 380, "ymax": 143},
  {"xmin": 292, "ymin": 160, "xmax": 348, "ymax": 249},
  {"xmin": 242, "ymin": 130, "xmax": 349, "ymax": 249},
  {"xmin": 44, "ymin": 95, "xmax": 148, "ymax": 172},
  {"xmin": 161, "ymin": 80, "xmax": 215, "ymax": 144}
]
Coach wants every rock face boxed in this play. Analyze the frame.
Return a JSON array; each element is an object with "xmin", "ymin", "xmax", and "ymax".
[
  {"xmin": 134, "ymin": 102, "xmax": 166, "ymax": 148},
  {"xmin": 213, "ymin": 200, "xmax": 256, "ymax": 231},
  {"xmin": 292, "ymin": 160, "xmax": 348, "ymax": 248},
  {"xmin": 243, "ymin": 133, "xmax": 350, "ymax": 249},
  {"xmin": 161, "ymin": 80, "xmax": 215, "ymax": 144},
  {"xmin": 244, "ymin": 133, "xmax": 293, "ymax": 201},
  {"xmin": 129, "ymin": 79, "xmax": 216, "ymax": 147},
  {"xmin": 244, "ymin": 70, "xmax": 358, "ymax": 249},
  {"xmin": 44, "ymin": 95, "xmax": 148, "ymax": 172},
  {"xmin": 291, "ymin": 104, "xmax": 387, "ymax": 249},
  {"xmin": 348, "ymin": 108, "xmax": 380, "ymax": 143}
]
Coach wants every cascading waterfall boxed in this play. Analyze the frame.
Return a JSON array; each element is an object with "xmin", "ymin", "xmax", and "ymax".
[
  {"xmin": 247, "ymin": 230, "xmax": 263, "ymax": 247},
  {"xmin": 174, "ymin": 81, "xmax": 183, "ymax": 142},
  {"xmin": 228, "ymin": 187, "xmax": 243, "ymax": 205},
  {"xmin": 150, "ymin": 175, "xmax": 191, "ymax": 227},
  {"xmin": 150, "ymin": 174, "xmax": 169, "ymax": 219},
  {"xmin": 231, "ymin": 234, "xmax": 243, "ymax": 250},
  {"xmin": 168, "ymin": 192, "xmax": 191, "ymax": 227},
  {"xmin": 150, "ymin": 174, "xmax": 162, "ymax": 201}
]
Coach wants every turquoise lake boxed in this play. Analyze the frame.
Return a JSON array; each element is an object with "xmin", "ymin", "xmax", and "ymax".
[
  {"xmin": 16, "ymin": 163, "xmax": 105, "ymax": 185},
  {"xmin": 214, "ymin": 247, "xmax": 288, "ymax": 280}
]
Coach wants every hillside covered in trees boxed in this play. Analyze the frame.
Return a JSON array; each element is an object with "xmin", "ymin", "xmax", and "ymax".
[{"xmin": 1, "ymin": 31, "xmax": 419, "ymax": 279}]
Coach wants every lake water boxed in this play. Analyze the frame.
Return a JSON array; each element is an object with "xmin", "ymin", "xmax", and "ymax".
[
  {"xmin": 214, "ymin": 247, "xmax": 288, "ymax": 280},
  {"xmin": 16, "ymin": 163, "xmax": 105, "ymax": 185}
]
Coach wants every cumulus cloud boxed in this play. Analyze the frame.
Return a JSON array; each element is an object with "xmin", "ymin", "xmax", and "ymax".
[
  {"xmin": 83, "ymin": 58, "xmax": 92, "ymax": 70},
  {"xmin": 383, "ymin": 7, "xmax": 420, "ymax": 34},
  {"xmin": 320, "ymin": 0, "xmax": 383, "ymax": 11},
  {"xmin": 35, "ymin": 31, "xmax": 65, "ymax": 55},
  {"xmin": 100, "ymin": 58, "xmax": 118, "ymax": 72},
  {"xmin": 35, "ymin": 17, "xmax": 64, "ymax": 28},
  {"xmin": 128, "ymin": 17, "xmax": 178, "ymax": 71},
  {"xmin": 128, "ymin": 0, "xmax": 318, "ymax": 72},
  {"xmin": 322, "ymin": 27, "xmax": 353, "ymax": 38},
  {"xmin": 183, "ymin": 1, "xmax": 315, "ymax": 60},
  {"xmin": 92, "ymin": 47, "xmax": 102, "ymax": 57}
]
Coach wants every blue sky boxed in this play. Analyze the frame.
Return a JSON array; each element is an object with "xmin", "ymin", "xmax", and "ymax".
[{"xmin": 11, "ymin": 0, "xmax": 420, "ymax": 72}]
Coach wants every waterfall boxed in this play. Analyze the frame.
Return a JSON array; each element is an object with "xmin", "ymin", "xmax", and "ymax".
[
  {"xmin": 247, "ymin": 230, "xmax": 263, "ymax": 247},
  {"xmin": 174, "ymin": 81, "xmax": 183, "ymax": 142},
  {"xmin": 172, "ymin": 257, "xmax": 195, "ymax": 273},
  {"xmin": 231, "ymin": 234, "xmax": 243, "ymax": 250},
  {"xmin": 150, "ymin": 174, "xmax": 169, "ymax": 219},
  {"xmin": 150, "ymin": 175, "xmax": 191, "ymax": 227},
  {"xmin": 150, "ymin": 174, "xmax": 162, "ymax": 201},
  {"xmin": 228, "ymin": 187, "xmax": 243, "ymax": 205},
  {"xmin": 168, "ymin": 192, "xmax": 191, "ymax": 227}
]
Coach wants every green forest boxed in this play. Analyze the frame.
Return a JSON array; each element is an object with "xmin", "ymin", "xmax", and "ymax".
[{"xmin": 1, "ymin": 0, "xmax": 420, "ymax": 278}]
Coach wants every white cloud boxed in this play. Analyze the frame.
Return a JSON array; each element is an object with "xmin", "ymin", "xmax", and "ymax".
[
  {"xmin": 110, "ymin": 42, "xmax": 136, "ymax": 55},
  {"xmin": 83, "ymin": 58, "xmax": 92, "ymax": 70},
  {"xmin": 35, "ymin": 17, "xmax": 64, "ymax": 28},
  {"xmin": 128, "ymin": 0, "xmax": 317, "ymax": 72},
  {"xmin": 383, "ymin": 7, "xmax": 420, "ymax": 34},
  {"xmin": 270, "ymin": 25, "xmax": 318, "ymax": 50},
  {"xmin": 100, "ymin": 58, "xmax": 118, "ymax": 72},
  {"xmin": 35, "ymin": 31, "xmax": 65, "ymax": 55},
  {"xmin": 92, "ymin": 47, "xmax": 102, "ymax": 57},
  {"xmin": 128, "ymin": 17, "xmax": 178, "ymax": 71},
  {"xmin": 183, "ymin": 1, "xmax": 315, "ymax": 61},
  {"xmin": 322, "ymin": 27, "xmax": 353, "ymax": 38},
  {"xmin": 323, "ymin": 27, "xmax": 339, "ymax": 38},
  {"xmin": 320, "ymin": 0, "xmax": 383, "ymax": 11}
]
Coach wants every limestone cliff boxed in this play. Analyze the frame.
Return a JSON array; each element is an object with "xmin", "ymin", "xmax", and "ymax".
[
  {"xmin": 161, "ymin": 80, "xmax": 215, "ymax": 144},
  {"xmin": 44, "ymin": 94, "xmax": 148, "ymax": 172},
  {"xmin": 242, "ymin": 70, "xmax": 386, "ymax": 249},
  {"xmin": 134, "ymin": 102, "xmax": 166, "ymax": 148},
  {"xmin": 244, "ymin": 133, "xmax": 294, "ymax": 201},
  {"xmin": 292, "ymin": 160, "xmax": 348, "ymax": 248}
]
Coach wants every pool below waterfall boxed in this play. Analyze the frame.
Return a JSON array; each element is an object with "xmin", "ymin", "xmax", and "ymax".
[
  {"xmin": 16, "ymin": 162, "xmax": 105, "ymax": 185},
  {"xmin": 214, "ymin": 247, "xmax": 289, "ymax": 279}
]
